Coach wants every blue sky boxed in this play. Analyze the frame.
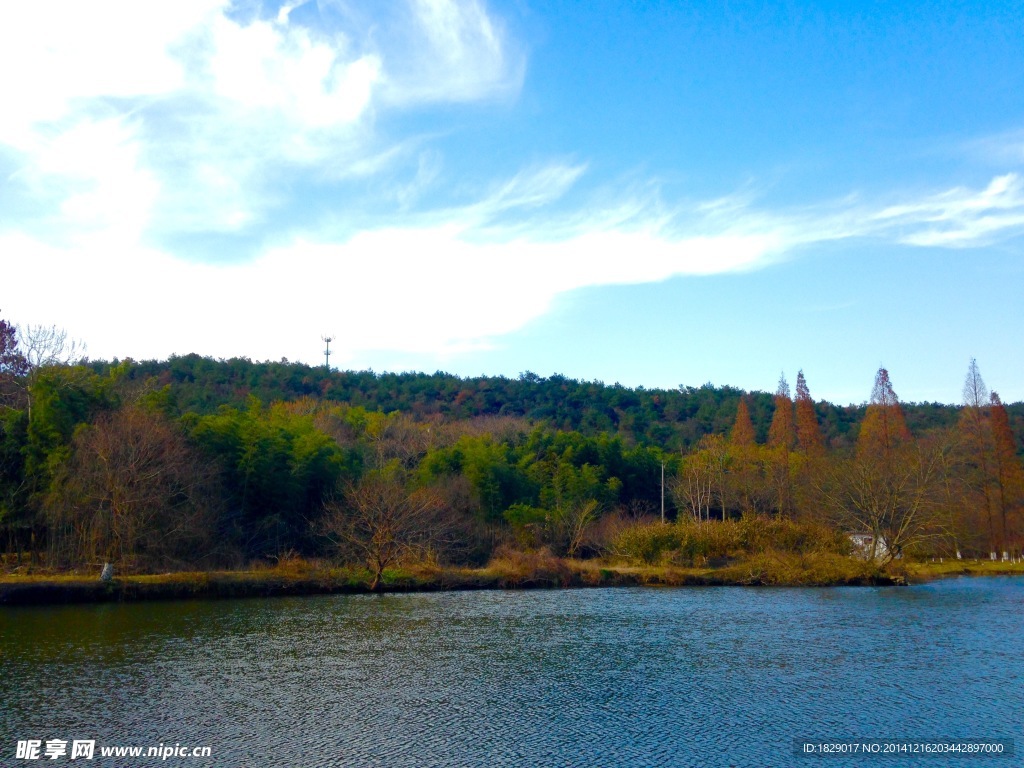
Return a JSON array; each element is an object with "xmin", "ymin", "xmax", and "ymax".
[{"xmin": 2, "ymin": 0, "xmax": 1022, "ymax": 405}]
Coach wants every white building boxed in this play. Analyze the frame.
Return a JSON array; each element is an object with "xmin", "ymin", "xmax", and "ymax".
[{"xmin": 848, "ymin": 532, "xmax": 891, "ymax": 561}]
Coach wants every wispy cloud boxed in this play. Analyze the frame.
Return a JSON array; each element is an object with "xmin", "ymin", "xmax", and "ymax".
[
  {"xmin": 964, "ymin": 128, "xmax": 1024, "ymax": 167},
  {"xmin": 870, "ymin": 173, "xmax": 1024, "ymax": 247}
]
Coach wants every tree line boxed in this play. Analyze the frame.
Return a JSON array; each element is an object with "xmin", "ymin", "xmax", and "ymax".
[
  {"xmin": 78, "ymin": 353, "xmax": 1017, "ymax": 451},
  {"xmin": 1, "ymin": 311, "xmax": 1022, "ymax": 583}
]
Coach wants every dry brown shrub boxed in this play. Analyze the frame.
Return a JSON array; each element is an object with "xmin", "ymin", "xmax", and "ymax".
[{"xmin": 485, "ymin": 545, "xmax": 572, "ymax": 586}]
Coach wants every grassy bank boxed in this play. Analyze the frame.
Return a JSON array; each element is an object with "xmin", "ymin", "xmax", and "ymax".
[
  {"xmin": 903, "ymin": 559, "xmax": 1024, "ymax": 580},
  {"xmin": 0, "ymin": 552, "xmax": 912, "ymax": 606}
]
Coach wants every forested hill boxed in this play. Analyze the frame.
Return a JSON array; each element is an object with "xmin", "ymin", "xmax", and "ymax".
[{"xmin": 90, "ymin": 355, "xmax": 1022, "ymax": 453}]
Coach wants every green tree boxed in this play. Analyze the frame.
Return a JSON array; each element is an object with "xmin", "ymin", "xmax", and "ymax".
[
  {"xmin": 188, "ymin": 400, "xmax": 346, "ymax": 557},
  {"xmin": 0, "ymin": 409, "xmax": 29, "ymax": 555},
  {"xmin": 0, "ymin": 310, "xmax": 28, "ymax": 408}
]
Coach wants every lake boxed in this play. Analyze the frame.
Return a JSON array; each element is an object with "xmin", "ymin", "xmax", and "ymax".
[{"xmin": 2, "ymin": 577, "xmax": 1021, "ymax": 767}]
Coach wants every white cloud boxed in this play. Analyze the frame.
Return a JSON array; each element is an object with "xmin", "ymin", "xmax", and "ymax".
[
  {"xmin": 0, "ymin": 1, "xmax": 215, "ymax": 143},
  {"xmin": 4, "ymin": 165, "xmax": 1024, "ymax": 366},
  {"xmin": 0, "ymin": 158, "xmax": 812, "ymax": 365},
  {"xmin": 0, "ymin": 0, "xmax": 520, "ymax": 242},
  {"xmin": 458, "ymin": 163, "xmax": 589, "ymax": 225},
  {"xmin": 205, "ymin": 13, "xmax": 379, "ymax": 126},
  {"xmin": 0, "ymin": 213, "xmax": 783, "ymax": 365},
  {"xmin": 376, "ymin": 0, "xmax": 524, "ymax": 105},
  {"xmin": 870, "ymin": 173, "xmax": 1024, "ymax": 247}
]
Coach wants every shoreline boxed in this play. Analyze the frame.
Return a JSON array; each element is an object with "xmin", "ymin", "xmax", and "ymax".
[
  {"xmin": 0, "ymin": 560, "xmax": 888, "ymax": 606},
  {"xmin": 2, "ymin": 559, "xmax": 1022, "ymax": 607}
]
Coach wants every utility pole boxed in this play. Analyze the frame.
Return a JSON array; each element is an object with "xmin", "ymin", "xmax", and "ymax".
[
  {"xmin": 321, "ymin": 335, "xmax": 333, "ymax": 370},
  {"xmin": 661, "ymin": 461, "xmax": 665, "ymax": 524}
]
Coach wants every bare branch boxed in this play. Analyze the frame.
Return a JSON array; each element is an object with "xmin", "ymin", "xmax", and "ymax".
[
  {"xmin": 17, "ymin": 323, "xmax": 87, "ymax": 369},
  {"xmin": 319, "ymin": 471, "xmax": 448, "ymax": 589}
]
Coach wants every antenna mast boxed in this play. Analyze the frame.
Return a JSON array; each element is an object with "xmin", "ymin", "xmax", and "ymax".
[{"xmin": 321, "ymin": 335, "xmax": 334, "ymax": 370}]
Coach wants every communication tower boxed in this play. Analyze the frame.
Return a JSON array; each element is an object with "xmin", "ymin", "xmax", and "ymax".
[{"xmin": 321, "ymin": 335, "xmax": 334, "ymax": 370}]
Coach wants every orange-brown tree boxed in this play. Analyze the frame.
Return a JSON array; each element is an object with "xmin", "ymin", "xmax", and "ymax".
[
  {"xmin": 794, "ymin": 370, "xmax": 824, "ymax": 455},
  {"xmin": 953, "ymin": 359, "xmax": 1001, "ymax": 553},
  {"xmin": 857, "ymin": 367, "xmax": 910, "ymax": 457},
  {"xmin": 728, "ymin": 397, "xmax": 769, "ymax": 516},
  {"xmin": 819, "ymin": 367, "xmax": 946, "ymax": 561},
  {"xmin": 792, "ymin": 371, "xmax": 826, "ymax": 521},
  {"xmin": 45, "ymin": 407, "xmax": 222, "ymax": 569},
  {"xmin": 989, "ymin": 392, "xmax": 1024, "ymax": 553},
  {"xmin": 767, "ymin": 374, "xmax": 795, "ymax": 516},
  {"xmin": 731, "ymin": 397, "xmax": 756, "ymax": 446},
  {"xmin": 767, "ymin": 373, "xmax": 795, "ymax": 450}
]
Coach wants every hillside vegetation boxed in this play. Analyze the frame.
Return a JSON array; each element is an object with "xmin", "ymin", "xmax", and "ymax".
[{"xmin": 2, "ymin": 318, "xmax": 1022, "ymax": 585}]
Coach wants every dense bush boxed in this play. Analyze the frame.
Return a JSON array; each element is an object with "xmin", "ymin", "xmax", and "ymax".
[{"xmin": 612, "ymin": 516, "xmax": 851, "ymax": 566}]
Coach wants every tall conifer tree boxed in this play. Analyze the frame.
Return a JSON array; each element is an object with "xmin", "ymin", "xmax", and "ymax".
[
  {"xmin": 956, "ymin": 359, "xmax": 997, "ymax": 551},
  {"xmin": 766, "ymin": 373, "xmax": 795, "ymax": 516},
  {"xmin": 731, "ymin": 397, "xmax": 756, "ymax": 446},
  {"xmin": 794, "ymin": 370, "xmax": 824, "ymax": 455},
  {"xmin": 857, "ymin": 367, "xmax": 910, "ymax": 457},
  {"xmin": 767, "ymin": 373, "xmax": 795, "ymax": 449},
  {"xmin": 990, "ymin": 392, "xmax": 1024, "ymax": 551}
]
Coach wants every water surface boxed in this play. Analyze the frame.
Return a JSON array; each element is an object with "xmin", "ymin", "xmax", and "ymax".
[{"xmin": 2, "ymin": 578, "xmax": 1021, "ymax": 767}]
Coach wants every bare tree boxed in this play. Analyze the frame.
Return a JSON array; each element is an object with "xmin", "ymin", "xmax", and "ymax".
[
  {"xmin": 45, "ymin": 407, "xmax": 222, "ymax": 570},
  {"xmin": 672, "ymin": 449, "xmax": 714, "ymax": 522},
  {"xmin": 671, "ymin": 436, "xmax": 730, "ymax": 522},
  {"xmin": 962, "ymin": 358, "xmax": 989, "ymax": 410},
  {"xmin": 817, "ymin": 436, "xmax": 950, "ymax": 562},
  {"xmin": 17, "ymin": 323, "xmax": 85, "ymax": 369},
  {"xmin": 320, "ymin": 471, "xmax": 448, "ymax": 589},
  {"xmin": 552, "ymin": 499, "xmax": 601, "ymax": 558},
  {"xmin": 15, "ymin": 323, "xmax": 87, "ymax": 423}
]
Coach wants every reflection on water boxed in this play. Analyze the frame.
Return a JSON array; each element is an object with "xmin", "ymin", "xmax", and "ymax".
[{"xmin": 2, "ymin": 578, "xmax": 1022, "ymax": 767}]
